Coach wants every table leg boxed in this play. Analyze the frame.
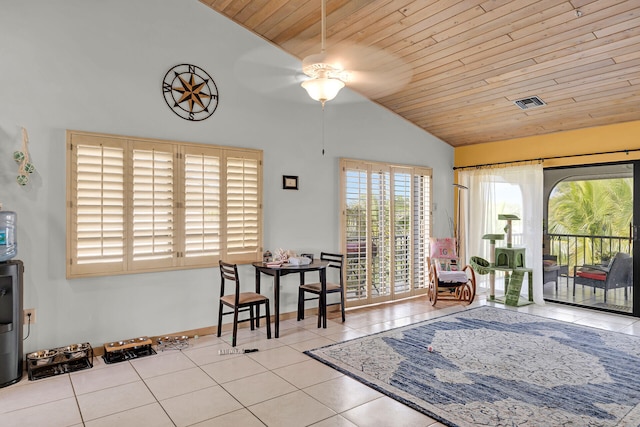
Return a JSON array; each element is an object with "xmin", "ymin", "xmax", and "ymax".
[
  {"xmin": 298, "ymin": 272, "xmax": 305, "ymax": 321},
  {"xmin": 274, "ymin": 272, "xmax": 281, "ymax": 338}
]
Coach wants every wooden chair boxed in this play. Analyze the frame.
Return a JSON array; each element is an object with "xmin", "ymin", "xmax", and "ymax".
[
  {"xmin": 218, "ymin": 260, "xmax": 271, "ymax": 347},
  {"xmin": 427, "ymin": 237, "xmax": 476, "ymax": 306},
  {"xmin": 297, "ymin": 252, "xmax": 345, "ymax": 327}
]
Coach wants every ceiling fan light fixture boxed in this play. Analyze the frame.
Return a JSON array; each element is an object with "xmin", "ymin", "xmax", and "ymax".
[
  {"xmin": 301, "ymin": 76, "xmax": 345, "ymax": 106},
  {"xmin": 301, "ymin": 54, "xmax": 347, "ymax": 105},
  {"xmin": 302, "ymin": 52, "xmax": 343, "ymax": 74},
  {"xmin": 300, "ymin": 0, "xmax": 349, "ymax": 106}
]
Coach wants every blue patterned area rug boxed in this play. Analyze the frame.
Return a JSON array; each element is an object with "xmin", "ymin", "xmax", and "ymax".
[{"xmin": 305, "ymin": 306, "xmax": 640, "ymax": 426}]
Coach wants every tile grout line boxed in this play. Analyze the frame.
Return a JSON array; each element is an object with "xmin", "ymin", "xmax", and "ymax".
[{"xmin": 129, "ymin": 359, "xmax": 179, "ymax": 427}]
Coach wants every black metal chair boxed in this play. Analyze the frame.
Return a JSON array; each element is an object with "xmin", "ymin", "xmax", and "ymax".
[
  {"xmin": 218, "ymin": 260, "xmax": 271, "ymax": 347},
  {"xmin": 297, "ymin": 252, "xmax": 345, "ymax": 327},
  {"xmin": 543, "ymin": 255, "xmax": 561, "ymax": 291},
  {"xmin": 573, "ymin": 252, "xmax": 632, "ymax": 303}
]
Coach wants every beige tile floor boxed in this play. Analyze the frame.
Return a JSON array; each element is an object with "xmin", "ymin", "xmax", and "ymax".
[{"xmin": 2, "ymin": 290, "xmax": 639, "ymax": 427}]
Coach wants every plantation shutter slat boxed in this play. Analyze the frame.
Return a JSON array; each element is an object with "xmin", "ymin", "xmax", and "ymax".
[{"xmin": 69, "ymin": 136, "xmax": 125, "ymax": 276}]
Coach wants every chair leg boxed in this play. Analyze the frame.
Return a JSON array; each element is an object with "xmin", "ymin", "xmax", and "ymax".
[
  {"xmin": 255, "ymin": 303, "xmax": 260, "ymax": 328},
  {"xmin": 217, "ymin": 302, "xmax": 224, "ymax": 338},
  {"xmin": 265, "ymin": 301, "xmax": 272, "ymax": 339},
  {"xmin": 317, "ymin": 292, "xmax": 324, "ymax": 329},
  {"xmin": 255, "ymin": 304, "xmax": 260, "ymax": 328},
  {"xmin": 249, "ymin": 306, "xmax": 255, "ymax": 331},
  {"xmin": 322, "ymin": 294, "xmax": 328, "ymax": 328},
  {"xmin": 340, "ymin": 290, "xmax": 346, "ymax": 322},
  {"xmin": 297, "ymin": 288, "xmax": 304, "ymax": 321},
  {"xmin": 232, "ymin": 309, "xmax": 239, "ymax": 347}
]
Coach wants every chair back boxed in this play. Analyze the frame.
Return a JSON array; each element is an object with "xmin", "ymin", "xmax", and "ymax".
[
  {"xmin": 430, "ymin": 237, "xmax": 457, "ymax": 259},
  {"xmin": 320, "ymin": 252, "xmax": 344, "ymax": 285},
  {"xmin": 219, "ymin": 260, "xmax": 241, "ymax": 304},
  {"xmin": 429, "ymin": 238, "xmax": 459, "ymax": 272},
  {"xmin": 607, "ymin": 253, "xmax": 633, "ymax": 288}
]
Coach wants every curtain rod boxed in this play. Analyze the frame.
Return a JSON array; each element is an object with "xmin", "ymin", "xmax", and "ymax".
[{"xmin": 452, "ymin": 148, "xmax": 640, "ymax": 171}]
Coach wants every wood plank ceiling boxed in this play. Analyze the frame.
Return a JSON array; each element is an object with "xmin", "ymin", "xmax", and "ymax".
[{"xmin": 201, "ymin": 0, "xmax": 640, "ymax": 147}]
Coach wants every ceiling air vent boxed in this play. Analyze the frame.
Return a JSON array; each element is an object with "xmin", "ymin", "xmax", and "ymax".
[{"xmin": 514, "ymin": 96, "xmax": 546, "ymax": 110}]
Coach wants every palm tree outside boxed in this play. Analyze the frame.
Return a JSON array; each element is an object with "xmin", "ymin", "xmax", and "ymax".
[{"xmin": 548, "ymin": 178, "xmax": 632, "ymax": 268}]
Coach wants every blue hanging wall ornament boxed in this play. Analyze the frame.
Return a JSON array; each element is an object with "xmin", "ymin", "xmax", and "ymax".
[{"xmin": 14, "ymin": 127, "xmax": 35, "ymax": 186}]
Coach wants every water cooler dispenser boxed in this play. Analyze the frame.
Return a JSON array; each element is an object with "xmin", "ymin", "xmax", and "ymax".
[{"xmin": 0, "ymin": 260, "xmax": 23, "ymax": 387}]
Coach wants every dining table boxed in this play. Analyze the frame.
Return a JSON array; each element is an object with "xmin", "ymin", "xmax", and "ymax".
[{"xmin": 252, "ymin": 259, "xmax": 329, "ymax": 338}]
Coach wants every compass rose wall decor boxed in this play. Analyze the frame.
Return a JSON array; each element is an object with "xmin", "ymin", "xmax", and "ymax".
[{"xmin": 162, "ymin": 64, "xmax": 219, "ymax": 121}]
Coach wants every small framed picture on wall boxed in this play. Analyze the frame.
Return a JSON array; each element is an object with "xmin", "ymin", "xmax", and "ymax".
[{"xmin": 282, "ymin": 175, "xmax": 298, "ymax": 190}]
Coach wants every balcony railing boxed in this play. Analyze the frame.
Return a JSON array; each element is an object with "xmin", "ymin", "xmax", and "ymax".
[{"xmin": 546, "ymin": 233, "xmax": 633, "ymax": 274}]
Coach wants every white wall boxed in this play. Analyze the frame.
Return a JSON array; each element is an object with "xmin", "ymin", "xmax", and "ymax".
[{"xmin": 0, "ymin": 0, "xmax": 454, "ymax": 352}]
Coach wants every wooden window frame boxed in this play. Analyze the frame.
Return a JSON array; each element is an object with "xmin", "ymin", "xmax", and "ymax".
[{"xmin": 66, "ymin": 130, "xmax": 263, "ymax": 278}]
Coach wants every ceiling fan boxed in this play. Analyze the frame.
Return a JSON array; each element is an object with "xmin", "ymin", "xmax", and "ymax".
[
  {"xmin": 299, "ymin": 0, "xmax": 412, "ymax": 107},
  {"xmin": 299, "ymin": 0, "xmax": 347, "ymax": 107}
]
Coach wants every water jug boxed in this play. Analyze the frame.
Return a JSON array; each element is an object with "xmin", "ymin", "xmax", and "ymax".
[{"xmin": 0, "ymin": 211, "xmax": 17, "ymax": 262}]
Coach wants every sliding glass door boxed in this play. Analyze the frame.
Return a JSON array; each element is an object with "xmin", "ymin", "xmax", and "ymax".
[
  {"xmin": 544, "ymin": 162, "xmax": 636, "ymax": 315},
  {"xmin": 341, "ymin": 159, "xmax": 431, "ymax": 307}
]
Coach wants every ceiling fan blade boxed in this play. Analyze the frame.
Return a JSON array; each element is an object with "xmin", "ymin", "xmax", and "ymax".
[
  {"xmin": 235, "ymin": 40, "xmax": 413, "ymax": 103},
  {"xmin": 347, "ymin": 69, "xmax": 412, "ymax": 99},
  {"xmin": 322, "ymin": 42, "xmax": 413, "ymax": 98},
  {"xmin": 233, "ymin": 47, "xmax": 307, "ymax": 100}
]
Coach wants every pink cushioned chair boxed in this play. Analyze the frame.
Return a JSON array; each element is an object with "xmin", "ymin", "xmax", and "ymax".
[{"xmin": 427, "ymin": 238, "xmax": 476, "ymax": 306}]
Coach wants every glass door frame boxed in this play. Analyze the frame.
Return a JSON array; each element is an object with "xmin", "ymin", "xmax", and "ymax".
[
  {"xmin": 544, "ymin": 161, "xmax": 636, "ymax": 316},
  {"xmin": 633, "ymin": 162, "xmax": 640, "ymax": 317}
]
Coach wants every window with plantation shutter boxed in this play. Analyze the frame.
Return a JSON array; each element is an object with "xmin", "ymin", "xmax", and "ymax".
[
  {"xmin": 131, "ymin": 143, "xmax": 176, "ymax": 269},
  {"xmin": 340, "ymin": 158, "xmax": 432, "ymax": 307},
  {"xmin": 393, "ymin": 168, "xmax": 411, "ymax": 296},
  {"xmin": 413, "ymin": 169, "xmax": 431, "ymax": 291},
  {"xmin": 343, "ymin": 164, "xmax": 368, "ymax": 301},
  {"xmin": 68, "ymin": 135, "xmax": 125, "ymax": 277},
  {"xmin": 224, "ymin": 151, "xmax": 260, "ymax": 263},
  {"xmin": 67, "ymin": 130, "xmax": 262, "ymax": 278},
  {"xmin": 371, "ymin": 167, "xmax": 391, "ymax": 298},
  {"xmin": 183, "ymin": 147, "xmax": 221, "ymax": 265}
]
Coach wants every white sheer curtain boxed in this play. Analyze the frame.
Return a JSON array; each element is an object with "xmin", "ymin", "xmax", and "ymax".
[{"xmin": 459, "ymin": 164, "xmax": 544, "ymax": 305}]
